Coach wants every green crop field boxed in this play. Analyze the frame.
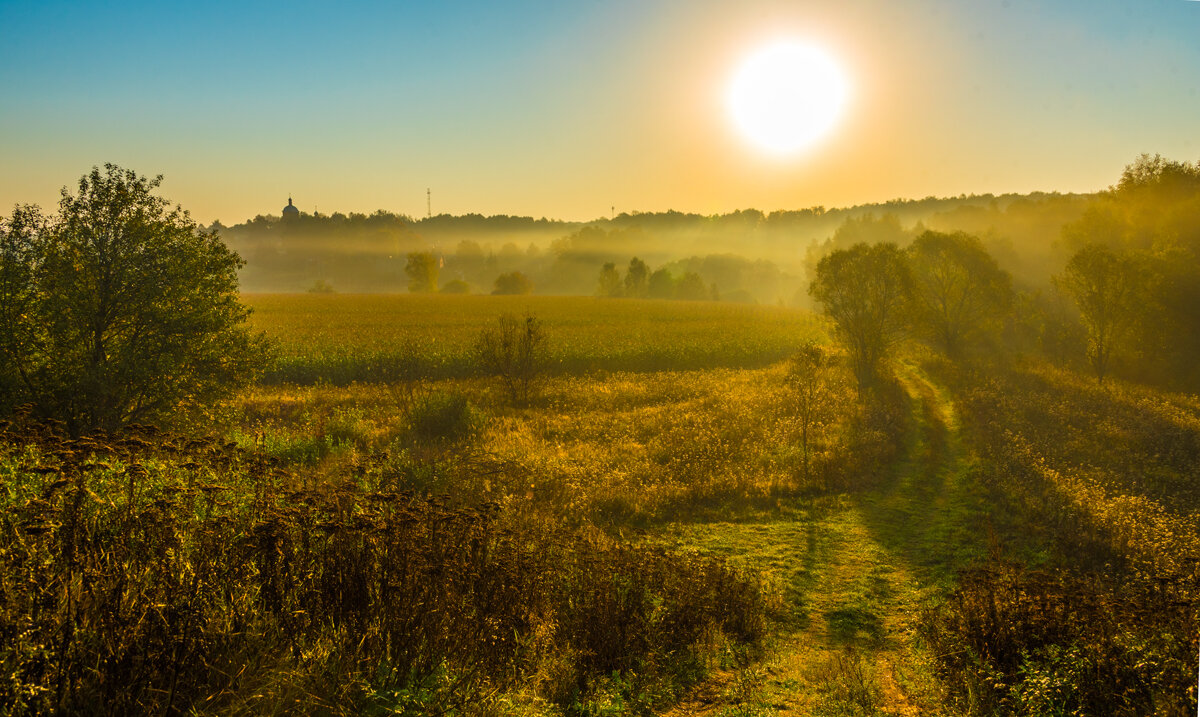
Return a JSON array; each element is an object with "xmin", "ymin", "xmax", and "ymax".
[{"xmin": 244, "ymin": 293, "xmax": 826, "ymax": 383}]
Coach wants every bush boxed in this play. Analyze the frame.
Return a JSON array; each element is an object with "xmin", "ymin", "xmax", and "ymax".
[
  {"xmin": 475, "ymin": 312, "xmax": 548, "ymax": 406},
  {"xmin": 920, "ymin": 563, "xmax": 1198, "ymax": 716},
  {"xmin": 440, "ymin": 278, "xmax": 470, "ymax": 294},
  {"xmin": 408, "ymin": 392, "xmax": 482, "ymax": 442},
  {"xmin": 493, "ymin": 271, "xmax": 534, "ymax": 295}
]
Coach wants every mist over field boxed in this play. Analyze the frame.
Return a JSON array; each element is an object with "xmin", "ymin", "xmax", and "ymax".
[{"xmin": 221, "ymin": 190, "xmax": 1088, "ymax": 304}]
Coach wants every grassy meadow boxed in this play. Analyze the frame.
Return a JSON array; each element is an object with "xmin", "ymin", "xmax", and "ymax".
[
  {"xmin": 3, "ymin": 292, "xmax": 1198, "ymax": 715},
  {"xmin": 244, "ymin": 294, "xmax": 823, "ymax": 383}
]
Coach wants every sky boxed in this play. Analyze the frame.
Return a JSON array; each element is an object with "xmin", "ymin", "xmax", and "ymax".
[{"xmin": 1, "ymin": 0, "xmax": 1198, "ymax": 225}]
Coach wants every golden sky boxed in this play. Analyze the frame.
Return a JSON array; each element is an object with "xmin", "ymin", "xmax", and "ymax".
[{"xmin": 2, "ymin": 0, "xmax": 1198, "ymax": 224}]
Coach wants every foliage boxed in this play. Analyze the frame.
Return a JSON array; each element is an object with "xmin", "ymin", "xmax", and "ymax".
[
  {"xmin": 492, "ymin": 270, "xmax": 534, "ymax": 295},
  {"xmin": 809, "ymin": 243, "xmax": 912, "ymax": 388},
  {"xmin": 0, "ymin": 164, "xmax": 266, "ymax": 434},
  {"xmin": 921, "ymin": 563, "xmax": 1197, "ymax": 717},
  {"xmin": 805, "ymin": 212, "xmax": 913, "ymax": 281},
  {"xmin": 597, "ymin": 262, "xmax": 621, "ymax": 297},
  {"xmin": 676, "ymin": 271, "xmax": 711, "ymax": 301},
  {"xmin": 906, "ymin": 230, "xmax": 1012, "ymax": 357},
  {"xmin": 1054, "ymin": 243, "xmax": 1142, "ymax": 383},
  {"xmin": 404, "ymin": 251, "xmax": 439, "ymax": 293},
  {"xmin": 648, "ymin": 267, "xmax": 675, "ymax": 299},
  {"xmin": 475, "ymin": 312, "xmax": 549, "ymax": 406},
  {"xmin": 407, "ymin": 391, "xmax": 483, "ymax": 442},
  {"xmin": 0, "ymin": 420, "xmax": 765, "ymax": 714},
  {"xmin": 624, "ymin": 257, "xmax": 649, "ymax": 298},
  {"xmin": 1059, "ymin": 154, "xmax": 1200, "ymax": 389},
  {"xmin": 307, "ymin": 278, "xmax": 336, "ymax": 293},
  {"xmin": 439, "ymin": 278, "xmax": 470, "ymax": 294},
  {"xmin": 920, "ymin": 359, "xmax": 1200, "ymax": 715},
  {"xmin": 219, "ymin": 208, "xmax": 426, "ymax": 292},
  {"xmin": 785, "ymin": 342, "xmax": 845, "ymax": 483}
]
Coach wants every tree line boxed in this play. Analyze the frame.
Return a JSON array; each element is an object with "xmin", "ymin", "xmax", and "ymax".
[
  {"xmin": 595, "ymin": 256, "xmax": 719, "ymax": 301},
  {"xmin": 810, "ymin": 154, "xmax": 1200, "ymax": 393}
]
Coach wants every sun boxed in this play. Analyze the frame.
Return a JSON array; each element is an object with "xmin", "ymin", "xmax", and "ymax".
[{"xmin": 728, "ymin": 41, "xmax": 849, "ymax": 155}]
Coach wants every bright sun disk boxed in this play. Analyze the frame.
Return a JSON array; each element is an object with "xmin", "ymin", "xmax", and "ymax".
[{"xmin": 728, "ymin": 41, "xmax": 849, "ymax": 155}]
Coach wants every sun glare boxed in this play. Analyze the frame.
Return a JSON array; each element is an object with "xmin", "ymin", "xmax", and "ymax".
[{"xmin": 728, "ymin": 41, "xmax": 849, "ymax": 155}]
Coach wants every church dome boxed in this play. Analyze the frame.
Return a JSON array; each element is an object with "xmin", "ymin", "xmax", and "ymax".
[{"xmin": 282, "ymin": 197, "xmax": 299, "ymax": 217}]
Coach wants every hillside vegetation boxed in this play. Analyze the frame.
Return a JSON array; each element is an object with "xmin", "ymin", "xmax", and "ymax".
[{"xmin": 2, "ymin": 156, "xmax": 1199, "ymax": 715}]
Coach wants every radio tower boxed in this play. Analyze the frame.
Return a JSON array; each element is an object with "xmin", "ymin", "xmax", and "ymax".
[{"xmin": 427, "ymin": 188, "xmax": 431, "ymax": 219}]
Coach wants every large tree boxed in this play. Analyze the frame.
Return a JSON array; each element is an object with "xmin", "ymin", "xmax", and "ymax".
[
  {"xmin": 1055, "ymin": 243, "xmax": 1143, "ymax": 384},
  {"xmin": 1062, "ymin": 155, "xmax": 1200, "ymax": 388},
  {"xmin": 0, "ymin": 164, "xmax": 266, "ymax": 433},
  {"xmin": 906, "ymin": 230, "xmax": 1012, "ymax": 357},
  {"xmin": 809, "ymin": 242, "xmax": 911, "ymax": 387}
]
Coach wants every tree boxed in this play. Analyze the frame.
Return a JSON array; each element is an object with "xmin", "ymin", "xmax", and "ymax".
[
  {"xmin": 405, "ymin": 251, "xmax": 439, "ymax": 293},
  {"xmin": 676, "ymin": 271, "xmax": 709, "ymax": 301},
  {"xmin": 809, "ymin": 243, "xmax": 911, "ymax": 388},
  {"xmin": 906, "ymin": 230, "xmax": 1012, "ymax": 357},
  {"xmin": 475, "ymin": 312, "xmax": 548, "ymax": 406},
  {"xmin": 492, "ymin": 271, "xmax": 533, "ymax": 295},
  {"xmin": 624, "ymin": 257, "xmax": 649, "ymax": 298},
  {"xmin": 597, "ymin": 262, "xmax": 621, "ymax": 297},
  {"xmin": 0, "ymin": 164, "xmax": 266, "ymax": 434},
  {"xmin": 648, "ymin": 267, "xmax": 675, "ymax": 299},
  {"xmin": 787, "ymin": 342, "xmax": 839, "ymax": 483},
  {"xmin": 1061, "ymin": 155, "xmax": 1200, "ymax": 389},
  {"xmin": 1055, "ymin": 243, "xmax": 1143, "ymax": 384}
]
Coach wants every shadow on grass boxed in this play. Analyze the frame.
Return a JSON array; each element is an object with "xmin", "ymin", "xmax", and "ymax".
[{"xmin": 851, "ymin": 364, "xmax": 994, "ymax": 589}]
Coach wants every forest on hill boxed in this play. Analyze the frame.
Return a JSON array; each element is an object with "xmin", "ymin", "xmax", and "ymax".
[{"xmin": 219, "ymin": 190, "xmax": 1089, "ymax": 303}]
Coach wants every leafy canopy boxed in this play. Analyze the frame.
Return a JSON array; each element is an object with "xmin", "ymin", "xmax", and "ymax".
[
  {"xmin": 809, "ymin": 242, "xmax": 911, "ymax": 388},
  {"xmin": 906, "ymin": 230, "xmax": 1012, "ymax": 357},
  {"xmin": 0, "ymin": 164, "xmax": 267, "ymax": 433}
]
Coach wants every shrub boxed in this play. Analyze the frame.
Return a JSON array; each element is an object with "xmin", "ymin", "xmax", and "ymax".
[
  {"xmin": 440, "ymin": 278, "xmax": 470, "ymax": 294},
  {"xmin": 493, "ymin": 271, "xmax": 533, "ymax": 295},
  {"xmin": 408, "ymin": 392, "xmax": 482, "ymax": 442},
  {"xmin": 475, "ymin": 312, "xmax": 548, "ymax": 406},
  {"xmin": 920, "ymin": 563, "xmax": 1198, "ymax": 716}
]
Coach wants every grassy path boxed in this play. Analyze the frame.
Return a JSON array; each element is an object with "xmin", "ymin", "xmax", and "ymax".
[{"xmin": 660, "ymin": 364, "xmax": 989, "ymax": 715}]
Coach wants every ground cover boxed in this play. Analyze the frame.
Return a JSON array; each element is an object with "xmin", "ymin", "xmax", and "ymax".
[
  {"xmin": 919, "ymin": 358, "xmax": 1200, "ymax": 715},
  {"xmin": 655, "ymin": 362, "xmax": 986, "ymax": 716},
  {"xmin": 244, "ymin": 294, "xmax": 823, "ymax": 384},
  {"xmin": 9, "ymin": 291, "xmax": 1198, "ymax": 714}
]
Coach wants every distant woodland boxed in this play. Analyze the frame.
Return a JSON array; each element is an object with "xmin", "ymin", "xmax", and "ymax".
[
  {"xmin": 218, "ymin": 191, "xmax": 1089, "ymax": 303},
  {"xmin": 219, "ymin": 154, "xmax": 1200, "ymax": 391}
]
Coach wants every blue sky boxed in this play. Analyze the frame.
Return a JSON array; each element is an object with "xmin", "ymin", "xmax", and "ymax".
[{"xmin": 2, "ymin": 0, "xmax": 1198, "ymax": 223}]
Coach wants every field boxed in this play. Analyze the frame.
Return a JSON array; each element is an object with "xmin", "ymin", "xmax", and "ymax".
[
  {"xmin": 2, "ymin": 294, "xmax": 1198, "ymax": 715},
  {"xmin": 244, "ymin": 294, "xmax": 823, "ymax": 383}
]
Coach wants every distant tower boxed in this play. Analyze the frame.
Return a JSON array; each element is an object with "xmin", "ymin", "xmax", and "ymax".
[
  {"xmin": 427, "ymin": 188, "xmax": 431, "ymax": 219},
  {"xmin": 282, "ymin": 196, "xmax": 300, "ymax": 220}
]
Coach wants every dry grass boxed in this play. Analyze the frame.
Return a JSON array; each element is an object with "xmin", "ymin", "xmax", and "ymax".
[{"xmin": 0, "ymin": 415, "xmax": 767, "ymax": 715}]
